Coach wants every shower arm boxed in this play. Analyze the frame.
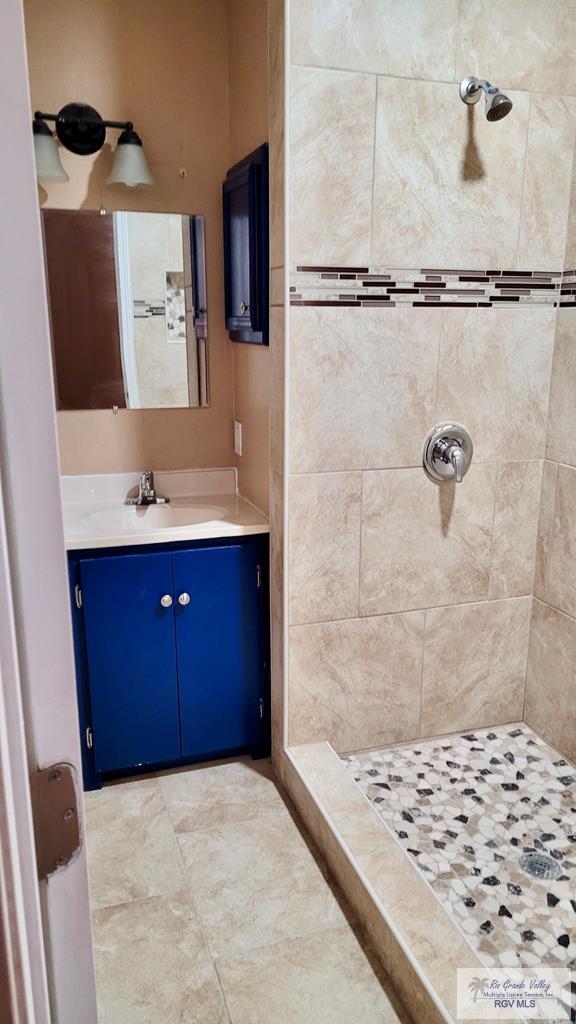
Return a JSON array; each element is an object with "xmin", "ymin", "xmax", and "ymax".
[{"xmin": 460, "ymin": 76, "xmax": 497, "ymax": 104}]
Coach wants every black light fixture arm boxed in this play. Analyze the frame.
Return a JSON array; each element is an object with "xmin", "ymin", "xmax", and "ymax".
[
  {"xmin": 34, "ymin": 110, "xmax": 133, "ymax": 132},
  {"xmin": 33, "ymin": 102, "xmax": 143, "ymax": 157}
]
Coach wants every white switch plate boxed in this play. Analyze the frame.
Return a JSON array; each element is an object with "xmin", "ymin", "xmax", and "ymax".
[{"xmin": 234, "ymin": 419, "xmax": 243, "ymax": 456}]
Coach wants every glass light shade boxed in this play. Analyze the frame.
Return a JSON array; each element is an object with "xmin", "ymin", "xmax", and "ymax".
[
  {"xmin": 106, "ymin": 132, "xmax": 154, "ymax": 188},
  {"xmin": 33, "ymin": 132, "xmax": 69, "ymax": 183}
]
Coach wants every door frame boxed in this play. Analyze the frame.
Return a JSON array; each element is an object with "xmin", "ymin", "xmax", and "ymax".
[{"xmin": 0, "ymin": 1, "xmax": 98, "ymax": 1020}]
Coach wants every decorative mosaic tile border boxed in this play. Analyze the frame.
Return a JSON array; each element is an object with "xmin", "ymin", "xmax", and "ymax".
[
  {"xmin": 290, "ymin": 265, "xmax": 576, "ymax": 309},
  {"xmin": 561, "ymin": 270, "xmax": 576, "ymax": 306}
]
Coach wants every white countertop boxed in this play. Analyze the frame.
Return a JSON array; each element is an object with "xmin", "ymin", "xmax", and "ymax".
[{"xmin": 62, "ymin": 469, "xmax": 269, "ymax": 551}]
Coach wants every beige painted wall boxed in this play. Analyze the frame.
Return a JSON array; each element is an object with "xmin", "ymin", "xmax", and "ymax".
[
  {"xmin": 24, "ymin": 0, "xmax": 235, "ymax": 473},
  {"xmin": 284, "ymin": 0, "xmax": 576, "ymax": 754},
  {"xmin": 227, "ymin": 0, "xmax": 271, "ymax": 514}
]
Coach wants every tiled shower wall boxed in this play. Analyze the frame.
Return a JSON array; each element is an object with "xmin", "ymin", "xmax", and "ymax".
[
  {"xmin": 283, "ymin": 0, "xmax": 576, "ymax": 756},
  {"xmin": 526, "ymin": 173, "xmax": 576, "ymax": 762}
]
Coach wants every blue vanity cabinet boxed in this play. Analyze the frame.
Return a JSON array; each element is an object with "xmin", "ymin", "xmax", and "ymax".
[
  {"xmin": 70, "ymin": 535, "xmax": 270, "ymax": 790},
  {"xmin": 174, "ymin": 544, "xmax": 262, "ymax": 759},
  {"xmin": 79, "ymin": 551, "xmax": 181, "ymax": 775}
]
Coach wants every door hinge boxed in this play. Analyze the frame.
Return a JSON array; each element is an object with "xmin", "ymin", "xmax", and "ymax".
[
  {"xmin": 256, "ymin": 565, "xmax": 262, "ymax": 589},
  {"xmin": 259, "ymin": 697, "xmax": 264, "ymax": 720},
  {"xmin": 75, "ymin": 584, "xmax": 83, "ymax": 609},
  {"xmin": 29, "ymin": 763, "xmax": 82, "ymax": 881},
  {"xmin": 86, "ymin": 726, "xmax": 93, "ymax": 750}
]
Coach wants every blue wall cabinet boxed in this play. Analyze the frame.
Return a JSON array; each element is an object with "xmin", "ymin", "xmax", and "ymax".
[
  {"xmin": 223, "ymin": 143, "xmax": 269, "ymax": 345},
  {"xmin": 69, "ymin": 536, "xmax": 270, "ymax": 789}
]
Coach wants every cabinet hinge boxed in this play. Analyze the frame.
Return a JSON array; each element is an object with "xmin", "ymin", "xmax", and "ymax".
[
  {"xmin": 75, "ymin": 584, "xmax": 83, "ymax": 609},
  {"xmin": 86, "ymin": 727, "xmax": 93, "ymax": 750},
  {"xmin": 256, "ymin": 565, "xmax": 262, "ymax": 589},
  {"xmin": 259, "ymin": 697, "xmax": 264, "ymax": 720},
  {"xmin": 29, "ymin": 763, "xmax": 81, "ymax": 881}
]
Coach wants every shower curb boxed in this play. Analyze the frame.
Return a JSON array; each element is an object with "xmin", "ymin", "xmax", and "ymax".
[{"xmin": 281, "ymin": 741, "xmax": 522, "ymax": 1024}]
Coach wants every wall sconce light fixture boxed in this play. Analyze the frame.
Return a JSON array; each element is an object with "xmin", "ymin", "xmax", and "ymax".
[{"xmin": 32, "ymin": 102, "xmax": 154, "ymax": 187}]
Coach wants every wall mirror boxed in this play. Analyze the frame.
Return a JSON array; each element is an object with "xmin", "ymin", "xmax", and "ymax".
[{"xmin": 42, "ymin": 209, "xmax": 209, "ymax": 410}]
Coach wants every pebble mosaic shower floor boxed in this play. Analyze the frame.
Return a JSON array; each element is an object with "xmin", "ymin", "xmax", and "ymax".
[{"xmin": 342, "ymin": 725, "xmax": 576, "ymax": 971}]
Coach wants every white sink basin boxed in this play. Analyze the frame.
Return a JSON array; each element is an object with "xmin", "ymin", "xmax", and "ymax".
[
  {"xmin": 63, "ymin": 492, "xmax": 269, "ymax": 550},
  {"xmin": 86, "ymin": 503, "xmax": 226, "ymax": 531}
]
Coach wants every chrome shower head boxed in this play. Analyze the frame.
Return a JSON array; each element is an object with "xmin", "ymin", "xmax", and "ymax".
[
  {"xmin": 460, "ymin": 76, "xmax": 513, "ymax": 121},
  {"xmin": 485, "ymin": 89, "xmax": 513, "ymax": 122}
]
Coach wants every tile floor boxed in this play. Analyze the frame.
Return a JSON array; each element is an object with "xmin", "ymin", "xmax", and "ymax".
[
  {"xmin": 85, "ymin": 758, "xmax": 407, "ymax": 1024},
  {"xmin": 344, "ymin": 724, "xmax": 576, "ymax": 972}
]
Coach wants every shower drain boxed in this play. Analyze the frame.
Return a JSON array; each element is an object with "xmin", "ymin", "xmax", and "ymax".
[{"xmin": 519, "ymin": 852, "xmax": 562, "ymax": 881}]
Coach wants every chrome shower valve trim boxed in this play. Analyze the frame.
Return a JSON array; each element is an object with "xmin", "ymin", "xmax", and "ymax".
[{"xmin": 423, "ymin": 423, "xmax": 473, "ymax": 484}]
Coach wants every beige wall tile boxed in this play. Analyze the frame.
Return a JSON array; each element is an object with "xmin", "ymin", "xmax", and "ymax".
[
  {"xmin": 534, "ymin": 460, "xmax": 559, "ymax": 600},
  {"xmin": 270, "ymin": 467, "xmax": 285, "ymax": 761},
  {"xmin": 290, "ymin": 67, "xmax": 376, "ymax": 266},
  {"xmin": 270, "ymin": 306, "xmax": 285, "ymax": 474},
  {"xmin": 288, "ymin": 472, "xmax": 362, "ymax": 624},
  {"xmin": 436, "ymin": 308, "xmax": 555, "ymax": 463},
  {"xmin": 271, "ymin": 610, "xmax": 285, "ymax": 766},
  {"xmin": 288, "ymin": 613, "xmax": 424, "ymax": 751},
  {"xmin": 546, "ymin": 310, "xmax": 576, "ymax": 467},
  {"xmin": 360, "ymin": 464, "xmax": 497, "ymax": 615},
  {"xmin": 420, "ymin": 597, "xmax": 531, "ymax": 736},
  {"xmin": 517, "ymin": 94, "xmax": 576, "ymax": 270},
  {"xmin": 372, "ymin": 79, "xmax": 528, "ymax": 268},
  {"xmin": 488, "ymin": 461, "xmax": 542, "ymax": 599},
  {"xmin": 290, "ymin": 307, "xmax": 441, "ymax": 473},
  {"xmin": 547, "ymin": 464, "xmax": 576, "ymax": 617},
  {"xmin": 565, "ymin": 165, "xmax": 576, "ymax": 270},
  {"xmin": 290, "ymin": 0, "xmax": 458, "ymax": 81},
  {"xmin": 525, "ymin": 599, "xmax": 576, "ymax": 761},
  {"xmin": 270, "ymin": 468, "xmax": 285, "ymax": 622},
  {"xmin": 455, "ymin": 0, "xmax": 576, "ymax": 96}
]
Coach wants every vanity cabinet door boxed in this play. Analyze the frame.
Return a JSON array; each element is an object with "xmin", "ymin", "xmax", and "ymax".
[
  {"xmin": 173, "ymin": 543, "xmax": 263, "ymax": 759},
  {"xmin": 80, "ymin": 552, "xmax": 180, "ymax": 773}
]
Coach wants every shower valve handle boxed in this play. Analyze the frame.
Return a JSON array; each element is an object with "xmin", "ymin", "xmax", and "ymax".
[{"xmin": 447, "ymin": 442, "xmax": 464, "ymax": 484}]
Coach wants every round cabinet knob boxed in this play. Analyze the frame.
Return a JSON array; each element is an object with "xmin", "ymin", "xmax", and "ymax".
[
  {"xmin": 178, "ymin": 592, "xmax": 191, "ymax": 606},
  {"xmin": 160, "ymin": 594, "xmax": 173, "ymax": 608}
]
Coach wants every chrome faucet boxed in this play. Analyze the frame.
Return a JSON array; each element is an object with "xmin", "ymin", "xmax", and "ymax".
[{"xmin": 124, "ymin": 470, "xmax": 168, "ymax": 506}]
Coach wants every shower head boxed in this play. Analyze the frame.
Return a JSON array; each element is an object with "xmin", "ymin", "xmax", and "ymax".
[
  {"xmin": 459, "ymin": 76, "xmax": 513, "ymax": 121},
  {"xmin": 484, "ymin": 89, "xmax": 513, "ymax": 122}
]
